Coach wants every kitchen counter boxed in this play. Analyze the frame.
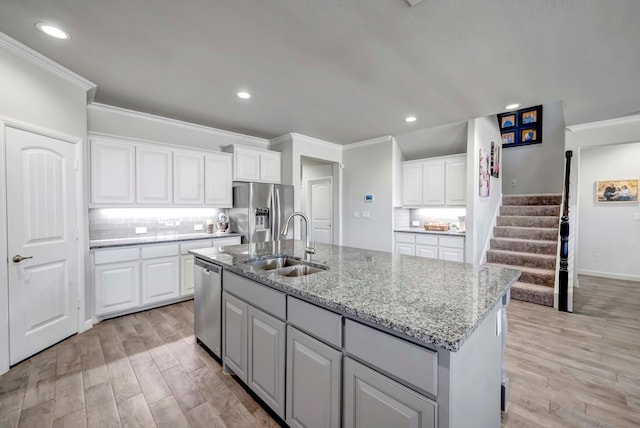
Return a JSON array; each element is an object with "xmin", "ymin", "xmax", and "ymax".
[
  {"xmin": 190, "ymin": 239, "xmax": 519, "ymax": 352},
  {"xmin": 395, "ymin": 227, "xmax": 466, "ymax": 236},
  {"xmin": 90, "ymin": 232, "xmax": 242, "ymax": 249}
]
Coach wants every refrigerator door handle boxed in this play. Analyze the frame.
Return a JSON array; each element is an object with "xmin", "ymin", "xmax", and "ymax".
[{"xmin": 275, "ymin": 186, "xmax": 281, "ymax": 238}]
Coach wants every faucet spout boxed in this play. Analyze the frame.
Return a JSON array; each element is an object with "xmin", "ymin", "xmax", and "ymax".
[{"xmin": 281, "ymin": 212, "xmax": 316, "ymax": 255}]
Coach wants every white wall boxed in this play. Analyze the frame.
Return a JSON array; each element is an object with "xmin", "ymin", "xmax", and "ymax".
[
  {"xmin": 502, "ymin": 101, "xmax": 565, "ymax": 195},
  {"xmin": 300, "ymin": 158, "xmax": 334, "ymax": 213},
  {"xmin": 466, "ymin": 116, "xmax": 503, "ymax": 264},
  {"xmin": 88, "ymin": 103, "xmax": 269, "ymax": 151},
  {"xmin": 342, "ymin": 137, "xmax": 395, "ymax": 252},
  {"xmin": 0, "ymin": 40, "xmax": 89, "ymax": 374}
]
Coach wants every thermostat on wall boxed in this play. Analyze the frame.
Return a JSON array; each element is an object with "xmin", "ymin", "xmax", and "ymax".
[{"xmin": 364, "ymin": 194, "xmax": 374, "ymax": 202}]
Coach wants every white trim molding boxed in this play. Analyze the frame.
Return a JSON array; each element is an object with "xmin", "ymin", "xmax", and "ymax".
[
  {"xmin": 577, "ymin": 269, "xmax": 640, "ymax": 282},
  {"xmin": 0, "ymin": 31, "xmax": 97, "ymax": 101},
  {"xmin": 343, "ymin": 135, "xmax": 393, "ymax": 150},
  {"xmin": 566, "ymin": 114, "xmax": 640, "ymax": 132}
]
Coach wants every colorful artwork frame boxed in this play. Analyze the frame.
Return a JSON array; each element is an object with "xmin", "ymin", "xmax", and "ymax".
[
  {"xmin": 595, "ymin": 179, "xmax": 639, "ymax": 203},
  {"xmin": 498, "ymin": 105, "xmax": 543, "ymax": 148}
]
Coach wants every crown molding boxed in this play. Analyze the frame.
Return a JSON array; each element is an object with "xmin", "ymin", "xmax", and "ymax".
[
  {"xmin": 566, "ymin": 114, "xmax": 640, "ymax": 132},
  {"xmin": 289, "ymin": 133, "xmax": 344, "ymax": 150},
  {"xmin": 0, "ymin": 31, "xmax": 96, "ymax": 101},
  {"xmin": 88, "ymin": 103, "xmax": 270, "ymax": 147},
  {"xmin": 343, "ymin": 135, "xmax": 392, "ymax": 150}
]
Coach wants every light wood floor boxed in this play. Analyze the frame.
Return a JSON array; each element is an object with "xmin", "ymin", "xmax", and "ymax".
[{"xmin": 1, "ymin": 275, "xmax": 639, "ymax": 427}]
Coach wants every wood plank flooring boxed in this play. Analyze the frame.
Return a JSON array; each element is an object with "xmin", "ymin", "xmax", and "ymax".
[{"xmin": 1, "ymin": 274, "xmax": 639, "ymax": 427}]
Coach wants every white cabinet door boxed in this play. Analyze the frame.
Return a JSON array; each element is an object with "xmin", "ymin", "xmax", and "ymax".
[
  {"xmin": 223, "ymin": 292, "xmax": 248, "ymax": 383},
  {"xmin": 94, "ymin": 261, "xmax": 140, "ymax": 316},
  {"xmin": 422, "ymin": 160, "xmax": 445, "ymax": 205},
  {"xmin": 260, "ymin": 151, "xmax": 281, "ymax": 183},
  {"xmin": 141, "ymin": 256, "xmax": 180, "ymax": 304},
  {"xmin": 180, "ymin": 254, "xmax": 195, "ymax": 296},
  {"xmin": 136, "ymin": 146, "xmax": 173, "ymax": 204},
  {"xmin": 287, "ymin": 326, "xmax": 341, "ymax": 428},
  {"xmin": 438, "ymin": 247, "xmax": 464, "ymax": 262},
  {"xmin": 395, "ymin": 243, "xmax": 415, "ymax": 256},
  {"xmin": 205, "ymin": 153, "xmax": 233, "ymax": 207},
  {"xmin": 415, "ymin": 245, "xmax": 438, "ymax": 259},
  {"xmin": 343, "ymin": 358, "xmax": 436, "ymax": 428},
  {"xmin": 173, "ymin": 151, "xmax": 204, "ymax": 205},
  {"xmin": 402, "ymin": 163, "xmax": 423, "ymax": 206},
  {"xmin": 248, "ymin": 306, "xmax": 286, "ymax": 418},
  {"xmin": 446, "ymin": 157, "xmax": 467, "ymax": 206},
  {"xmin": 234, "ymin": 147, "xmax": 261, "ymax": 182},
  {"xmin": 90, "ymin": 138, "xmax": 135, "ymax": 205}
]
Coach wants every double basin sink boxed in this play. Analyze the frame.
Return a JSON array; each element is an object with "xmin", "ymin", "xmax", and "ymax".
[{"xmin": 245, "ymin": 257, "xmax": 327, "ymax": 277}]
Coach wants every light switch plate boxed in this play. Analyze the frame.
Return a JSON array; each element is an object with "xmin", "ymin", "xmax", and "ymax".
[
  {"xmin": 135, "ymin": 227, "xmax": 147, "ymax": 234},
  {"xmin": 634, "ymin": 212, "xmax": 640, "ymax": 221},
  {"xmin": 353, "ymin": 211, "xmax": 360, "ymax": 218},
  {"xmin": 194, "ymin": 224, "xmax": 203, "ymax": 231},
  {"xmin": 412, "ymin": 220, "xmax": 420, "ymax": 226},
  {"xmin": 362, "ymin": 211, "xmax": 371, "ymax": 219}
]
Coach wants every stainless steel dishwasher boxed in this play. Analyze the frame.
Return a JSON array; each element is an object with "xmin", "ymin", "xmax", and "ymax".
[{"xmin": 194, "ymin": 257, "xmax": 221, "ymax": 358}]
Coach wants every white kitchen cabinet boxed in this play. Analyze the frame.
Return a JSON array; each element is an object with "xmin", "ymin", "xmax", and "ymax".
[
  {"xmin": 402, "ymin": 163, "xmax": 423, "ymax": 206},
  {"xmin": 141, "ymin": 255, "xmax": 180, "ymax": 304},
  {"xmin": 394, "ymin": 232, "xmax": 465, "ymax": 262},
  {"xmin": 173, "ymin": 151, "xmax": 204, "ymax": 205},
  {"xmin": 343, "ymin": 357, "xmax": 436, "ymax": 428},
  {"xmin": 205, "ymin": 152, "xmax": 233, "ymax": 207},
  {"xmin": 229, "ymin": 145, "xmax": 281, "ymax": 183},
  {"xmin": 445, "ymin": 157, "xmax": 467, "ymax": 206},
  {"xmin": 401, "ymin": 154, "xmax": 466, "ymax": 208},
  {"xmin": 422, "ymin": 160, "xmax": 445, "ymax": 205},
  {"xmin": 395, "ymin": 243, "xmax": 415, "ymax": 256},
  {"xmin": 287, "ymin": 326, "xmax": 342, "ymax": 428},
  {"xmin": 94, "ymin": 261, "xmax": 140, "ymax": 316},
  {"xmin": 180, "ymin": 255, "xmax": 195, "ymax": 296},
  {"xmin": 438, "ymin": 247, "xmax": 464, "ymax": 262},
  {"xmin": 90, "ymin": 137, "xmax": 135, "ymax": 205},
  {"xmin": 416, "ymin": 245, "xmax": 438, "ymax": 259},
  {"xmin": 248, "ymin": 306, "xmax": 286, "ymax": 418},
  {"xmin": 136, "ymin": 145, "xmax": 173, "ymax": 204},
  {"xmin": 223, "ymin": 291, "xmax": 249, "ymax": 383}
]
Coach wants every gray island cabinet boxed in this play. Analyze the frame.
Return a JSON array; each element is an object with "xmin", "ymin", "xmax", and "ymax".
[{"xmin": 190, "ymin": 240, "xmax": 520, "ymax": 428}]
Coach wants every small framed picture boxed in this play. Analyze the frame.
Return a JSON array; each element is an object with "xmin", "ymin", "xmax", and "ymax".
[
  {"xmin": 498, "ymin": 113, "xmax": 516, "ymax": 129},
  {"xmin": 595, "ymin": 179, "xmax": 639, "ymax": 203},
  {"xmin": 520, "ymin": 107, "xmax": 539, "ymax": 125},
  {"xmin": 499, "ymin": 104, "xmax": 543, "ymax": 148},
  {"xmin": 520, "ymin": 128, "xmax": 539, "ymax": 144},
  {"xmin": 501, "ymin": 131, "xmax": 515, "ymax": 145}
]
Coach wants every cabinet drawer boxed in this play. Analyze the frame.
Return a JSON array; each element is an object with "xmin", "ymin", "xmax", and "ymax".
[
  {"xmin": 439, "ymin": 236, "xmax": 464, "ymax": 248},
  {"xmin": 94, "ymin": 247, "xmax": 139, "ymax": 265},
  {"xmin": 180, "ymin": 240, "xmax": 213, "ymax": 255},
  {"xmin": 287, "ymin": 297, "xmax": 342, "ymax": 349},
  {"xmin": 344, "ymin": 319, "xmax": 437, "ymax": 397},
  {"xmin": 415, "ymin": 234, "xmax": 438, "ymax": 246},
  {"xmin": 141, "ymin": 244, "xmax": 179, "ymax": 259},
  {"xmin": 395, "ymin": 233, "xmax": 416, "ymax": 244},
  {"xmin": 213, "ymin": 237, "xmax": 241, "ymax": 247},
  {"xmin": 224, "ymin": 271, "xmax": 286, "ymax": 320}
]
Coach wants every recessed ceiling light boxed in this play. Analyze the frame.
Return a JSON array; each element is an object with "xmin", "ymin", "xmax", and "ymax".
[
  {"xmin": 405, "ymin": 116, "xmax": 417, "ymax": 123},
  {"xmin": 505, "ymin": 103, "xmax": 520, "ymax": 110},
  {"xmin": 36, "ymin": 23, "xmax": 70, "ymax": 40},
  {"xmin": 237, "ymin": 91, "xmax": 251, "ymax": 99}
]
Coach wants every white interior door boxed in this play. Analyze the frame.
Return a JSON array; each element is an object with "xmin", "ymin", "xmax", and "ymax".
[
  {"xmin": 308, "ymin": 177, "xmax": 333, "ymax": 245},
  {"xmin": 6, "ymin": 126, "xmax": 78, "ymax": 364}
]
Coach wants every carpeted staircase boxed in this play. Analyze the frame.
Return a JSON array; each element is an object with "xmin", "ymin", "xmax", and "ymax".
[{"xmin": 486, "ymin": 194, "xmax": 562, "ymax": 307}]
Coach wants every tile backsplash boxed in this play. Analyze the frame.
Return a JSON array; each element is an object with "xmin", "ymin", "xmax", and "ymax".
[
  {"xmin": 89, "ymin": 208, "xmax": 226, "ymax": 241},
  {"xmin": 394, "ymin": 208, "xmax": 411, "ymax": 228},
  {"xmin": 410, "ymin": 207, "xmax": 467, "ymax": 229}
]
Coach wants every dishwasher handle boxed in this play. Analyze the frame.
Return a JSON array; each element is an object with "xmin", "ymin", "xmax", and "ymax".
[{"xmin": 194, "ymin": 258, "xmax": 221, "ymax": 274}]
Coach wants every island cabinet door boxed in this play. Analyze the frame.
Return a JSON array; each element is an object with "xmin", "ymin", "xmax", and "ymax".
[
  {"xmin": 247, "ymin": 306, "xmax": 286, "ymax": 418},
  {"xmin": 286, "ymin": 326, "xmax": 341, "ymax": 428},
  {"xmin": 223, "ymin": 292, "xmax": 248, "ymax": 383},
  {"xmin": 343, "ymin": 357, "xmax": 436, "ymax": 428}
]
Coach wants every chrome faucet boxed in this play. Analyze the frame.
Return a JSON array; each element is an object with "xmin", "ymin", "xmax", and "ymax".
[{"xmin": 281, "ymin": 212, "xmax": 316, "ymax": 255}]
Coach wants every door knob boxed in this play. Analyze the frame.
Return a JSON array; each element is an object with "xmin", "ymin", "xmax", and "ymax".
[{"xmin": 12, "ymin": 255, "xmax": 33, "ymax": 263}]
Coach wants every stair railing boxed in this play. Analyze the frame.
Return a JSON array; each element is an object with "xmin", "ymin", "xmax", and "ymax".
[{"xmin": 558, "ymin": 150, "xmax": 572, "ymax": 312}]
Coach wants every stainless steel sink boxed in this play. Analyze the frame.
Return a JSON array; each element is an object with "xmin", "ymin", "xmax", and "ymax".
[
  {"xmin": 245, "ymin": 257, "xmax": 302, "ymax": 270},
  {"xmin": 244, "ymin": 256, "xmax": 327, "ymax": 277},
  {"xmin": 274, "ymin": 264, "xmax": 325, "ymax": 277}
]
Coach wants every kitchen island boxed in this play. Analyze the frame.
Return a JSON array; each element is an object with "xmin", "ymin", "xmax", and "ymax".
[{"xmin": 191, "ymin": 240, "xmax": 520, "ymax": 428}]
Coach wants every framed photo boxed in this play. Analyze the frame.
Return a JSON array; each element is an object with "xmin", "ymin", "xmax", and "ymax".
[
  {"xmin": 498, "ymin": 113, "xmax": 516, "ymax": 129},
  {"xmin": 595, "ymin": 179, "xmax": 638, "ymax": 203},
  {"xmin": 501, "ymin": 131, "xmax": 515, "ymax": 145},
  {"xmin": 520, "ymin": 108, "xmax": 539, "ymax": 125},
  {"xmin": 479, "ymin": 148, "xmax": 490, "ymax": 197},
  {"xmin": 498, "ymin": 104, "xmax": 543, "ymax": 148},
  {"xmin": 520, "ymin": 128, "xmax": 539, "ymax": 144},
  {"xmin": 490, "ymin": 141, "xmax": 500, "ymax": 178}
]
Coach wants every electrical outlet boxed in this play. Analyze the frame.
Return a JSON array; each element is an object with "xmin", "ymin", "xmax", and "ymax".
[
  {"xmin": 511, "ymin": 179, "xmax": 517, "ymax": 187},
  {"xmin": 135, "ymin": 227, "xmax": 147, "ymax": 234},
  {"xmin": 194, "ymin": 224, "xmax": 203, "ymax": 231},
  {"xmin": 634, "ymin": 212, "xmax": 640, "ymax": 221},
  {"xmin": 593, "ymin": 253, "xmax": 600, "ymax": 263},
  {"xmin": 412, "ymin": 220, "xmax": 420, "ymax": 227},
  {"xmin": 353, "ymin": 211, "xmax": 360, "ymax": 218}
]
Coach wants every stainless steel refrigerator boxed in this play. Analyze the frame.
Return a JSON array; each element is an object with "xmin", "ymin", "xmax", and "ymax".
[{"xmin": 229, "ymin": 182, "xmax": 294, "ymax": 244}]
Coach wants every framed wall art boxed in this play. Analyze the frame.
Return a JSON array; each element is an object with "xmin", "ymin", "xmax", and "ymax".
[
  {"xmin": 479, "ymin": 148, "xmax": 490, "ymax": 197},
  {"xmin": 490, "ymin": 141, "xmax": 500, "ymax": 178},
  {"xmin": 595, "ymin": 179, "xmax": 638, "ymax": 203},
  {"xmin": 497, "ymin": 104, "xmax": 543, "ymax": 148}
]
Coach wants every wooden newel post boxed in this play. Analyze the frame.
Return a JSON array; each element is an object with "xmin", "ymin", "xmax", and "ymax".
[{"xmin": 558, "ymin": 150, "xmax": 572, "ymax": 312}]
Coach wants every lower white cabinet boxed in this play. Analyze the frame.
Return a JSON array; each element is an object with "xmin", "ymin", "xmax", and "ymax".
[
  {"xmin": 395, "ymin": 243, "xmax": 415, "ymax": 256},
  {"xmin": 287, "ymin": 326, "xmax": 341, "ymax": 428},
  {"xmin": 94, "ymin": 261, "xmax": 140, "ymax": 315},
  {"xmin": 394, "ymin": 232, "xmax": 465, "ymax": 262},
  {"xmin": 142, "ymin": 256, "xmax": 180, "ymax": 304},
  {"xmin": 343, "ymin": 357, "xmax": 436, "ymax": 428},
  {"xmin": 248, "ymin": 306, "xmax": 286, "ymax": 418},
  {"xmin": 180, "ymin": 255, "xmax": 195, "ymax": 296},
  {"xmin": 438, "ymin": 247, "xmax": 464, "ymax": 262},
  {"xmin": 416, "ymin": 245, "xmax": 438, "ymax": 259},
  {"xmin": 223, "ymin": 291, "xmax": 249, "ymax": 383}
]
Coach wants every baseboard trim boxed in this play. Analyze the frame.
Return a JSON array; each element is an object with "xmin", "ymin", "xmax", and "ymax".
[
  {"xmin": 81, "ymin": 319, "xmax": 94, "ymax": 333},
  {"xmin": 577, "ymin": 269, "xmax": 640, "ymax": 282}
]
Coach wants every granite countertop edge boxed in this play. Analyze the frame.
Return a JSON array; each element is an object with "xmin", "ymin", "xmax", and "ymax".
[
  {"xmin": 90, "ymin": 232, "xmax": 243, "ymax": 249},
  {"xmin": 394, "ymin": 228, "xmax": 466, "ymax": 236}
]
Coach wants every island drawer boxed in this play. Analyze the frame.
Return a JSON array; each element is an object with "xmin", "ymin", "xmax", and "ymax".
[
  {"xmin": 395, "ymin": 233, "xmax": 416, "ymax": 243},
  {"xmin": 94, "ymin": 247, "xmax": 139, "ymax": 265},
  {"xmin": 224, "ymin": 271, "xmax": 286, "ymax": 320},
  {"xmin": 287, "ymin": 297, "xmax": 342, "ymax": 348},
  {"xmin": 344, "ymin": 319, "xmax": 437, "ymax": 397},
  {"xmin": 415, "ymin": 234, "xmax": 438, "ymax": 246},
  {"xmin": 141, "ymin": 244, "xmax": 179, "ymax": 259}
]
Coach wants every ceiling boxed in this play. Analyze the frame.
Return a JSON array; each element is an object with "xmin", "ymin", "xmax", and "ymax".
[{"xmin": 1, "ymin": 0, "xmax": 639, "ymax": 147}]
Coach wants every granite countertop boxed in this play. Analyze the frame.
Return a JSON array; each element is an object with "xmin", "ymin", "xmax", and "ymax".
[
  {"xmin": 90, "ymin": 232, "xmax": 243, "ymax": 249},
  {"xmin": 190, "ymin": 240, "xmax": 519, "ymax": 352},
  {"xmin": 394, "ymin": 227, "xmax": 466, "ymax": 236}
]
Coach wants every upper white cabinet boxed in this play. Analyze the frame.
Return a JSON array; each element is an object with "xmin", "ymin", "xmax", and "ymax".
[
  {"xmin": 205, "ymin": 153, "xmax": 233, "ymax": 207},
  {"xmin": 136, "ymin": 146, "xmax": 173, "ymax": 205},
  {"xmin": 229, "ymin": 145, "xmax": 281, "ymax": 183},
  {"xmin": 173, "ymin": 151, "xmax": 204, "ymax": 205},
  {"xmin": 402, "ymin": 154, "xmax": 466, "ymax": 207},
  {"xmin": 90, "ymin": 138, "xmax": 135, "ymax": 205}
]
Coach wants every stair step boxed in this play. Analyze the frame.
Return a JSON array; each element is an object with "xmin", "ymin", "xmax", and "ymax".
[
  {"xmin": 490, "ymin": 237, "xmax": 557, "ymax": 255},
  {"xmin": 486, "ymin": 263, "xmax": 556, "ymax": 287},
  {"xmin": 493, "ymin": 226, "xmax": 558, "ymax": 241},
  {"xmin": 500, "ymin": 205, "xmax": 561, "ymax": 217},
  {"xmin": 502, "ymin": 194, "xmax": 562, "ymax": 206},
  {"xmin": 510, "ymin": 281, "xmax": 554, "ymax": 307},
  {"xmin": 487, "ymin": 249, "xmax": 556, "ymax": 270},
  {"xmin": 496, "ymin": 215, "xmax": 559, "ymax": 228}
]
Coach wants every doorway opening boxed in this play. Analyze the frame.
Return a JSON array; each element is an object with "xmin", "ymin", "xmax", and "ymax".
[{"xmin": 300, "ymin": 157, "xmax": 338, "ymax": 245}]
